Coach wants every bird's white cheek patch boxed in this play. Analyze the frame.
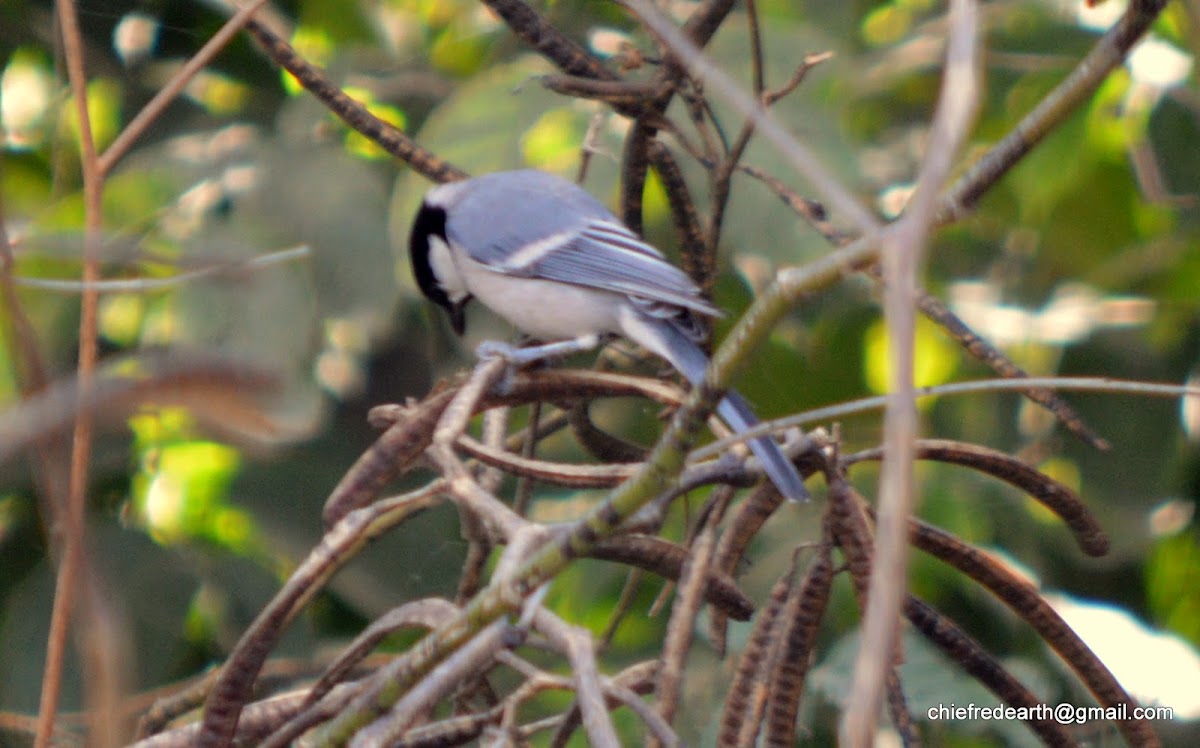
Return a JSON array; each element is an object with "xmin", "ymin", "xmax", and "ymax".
[{"xmin": 429, "ymin": 236, "xmax": 468, "ymax": 302}]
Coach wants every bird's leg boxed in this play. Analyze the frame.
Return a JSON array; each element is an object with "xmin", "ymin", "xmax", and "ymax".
[
  {"xmin": 475, "ymin": 334, "xmax": 604, "ymax": 394},
  {"xmin": 475, "ymin": 334, "xmax": 602, "ymax": 367}
]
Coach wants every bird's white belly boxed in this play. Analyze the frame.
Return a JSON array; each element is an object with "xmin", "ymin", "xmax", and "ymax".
[{"xmin": 456, "ymin": 255, "xmax": 625, "ymax": 341}]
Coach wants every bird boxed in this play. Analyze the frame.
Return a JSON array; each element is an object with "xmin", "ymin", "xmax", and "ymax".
[{"xmin": 408, "ymin": 169, "xmax": 808, "ymax": 501}]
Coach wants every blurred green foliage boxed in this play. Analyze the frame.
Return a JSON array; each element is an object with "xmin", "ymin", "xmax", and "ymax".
[{"xmin": 1, "ymin": 0, "xmax": 1198, "ymax": 743}]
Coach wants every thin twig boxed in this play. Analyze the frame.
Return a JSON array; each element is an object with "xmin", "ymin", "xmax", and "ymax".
[
  {"xmin": 512, "ymin": 401, "xmax": 542, "ymax": 516},
  {"xmin": 350, "ymin": 619, "xmax": 521, "ymax": 745},
  {"xmin": 11, "ymin": 245, "xmax": 311, "ymax": 294},
  {"xmin": 237, "ymin": 11, "xmax": 466, "ymax": 183},
  {"xmin": 763, "ymin": 539, "xmax": 834, "ymax": 746},
  {"xmin": 99, "ymin": 0, "xmax": 270, "ymax": 175},
  {"xmin": 693, "ymin": 375, "xmax": 1200, "ymax": 462},
  {"xmin": 939, "ymin": 0, "xmax": 1171, "ymax": 219},
  {"xmin": 538, "ymin": 75, "xmax": 666, "ymax": 105},
  {"xmin": 841, "ymin": 2, "xmax": 981, "ymax": 742},
  {"xmin": 735, "ymin": 155, "xmax": 1105, "ymax": 447},
  {"xmin": 707, "ymin": 482, "xmax": 786, "ymax": 655},
  {"xmin": 196, "ymin": 484, "xmax": 446, "ymax": 746},
  {"xmin": 620, "ymin": 0, "xmax": 882, "ymax": 235},
  {"xmin": 651, "ymin": 490, "xmax": 727, "ymax": 745},
  {"xmin": 846, "ymin": 439, "xmax": 1108, "ymax": 556},
  {"xmin": 302, "ymin": 599, "xmax": 459, "ymax": 712},
  {"xmin": 763, "ymin": 52, "xmax": 835, "ymax": 106},
  {"xmin": 532, "ymin": 610, "xmax": 621, "ymax": 748},
  {"xmin": 717, "ymin": 545, "xmax": 801, "ymax": 745},
  {"xmin": 38, "ymin": 1, "xmax": 110, "ymax": 743},
  {"xmin": 708, "ymin": 52, "xmax": 833, "ymax": 259}
]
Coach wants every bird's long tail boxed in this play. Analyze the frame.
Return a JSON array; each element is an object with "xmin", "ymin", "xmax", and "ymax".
[
  {"xmin": 714, "ymin": 390, "xmax": 809, "ymax": 501},
  {"xmin": 629, "ymin": 313, "xmax": 809, "ymax": 501}
]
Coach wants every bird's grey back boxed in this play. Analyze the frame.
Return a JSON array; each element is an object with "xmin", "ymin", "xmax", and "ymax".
[{"xmin": 429, "ymin": 170, "xmax": 717, "ymax": 318}]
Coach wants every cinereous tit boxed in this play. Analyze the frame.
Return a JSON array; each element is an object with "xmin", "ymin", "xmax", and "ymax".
[{"xmin": 409, "ymin": 169, "xmax": 807, "ymax": 501}]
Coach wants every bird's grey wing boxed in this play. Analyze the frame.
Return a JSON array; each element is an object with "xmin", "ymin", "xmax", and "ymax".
[
  {"xmin": 438, "ymin": 170, "xmax": 719, "ymax": 315},
  {"xmin": 441, "ymin": 170, "xmax": 631, "ymax": 266},
  {"xmin": 491, "ymin": 218, "xmax": 721, "ymax": 317}
]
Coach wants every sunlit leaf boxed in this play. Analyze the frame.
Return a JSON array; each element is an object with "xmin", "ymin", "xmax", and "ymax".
[
  {"xmin": 188, "ymin": 71, "xmax": 250, "ymax": 116},
  {"xmin": 1, "ymin": 47, "xmax": 55, "ymax": 150},
  {"xmin": 99, "ymin": 293, "xmax": 147, "ymax": 347},
  {"xmin": 1147, "ymin": 532, "xmax": 1200, "ymax": 647},
  {"xmin": 60, "ymin": 77, "xmax": 121, "ymax": 152},
  {"xmin": 861, "ymin": 5, "xmax": 912, "ymax": 47},
  {"xmin": 863, "ymin": 316, "xmax": 960, "ymax": 397},
  {"xmin": 521, "ymin": 107, "xmax": 586, "ymax": 173},
  {"xmin": 128, "ymin": 408, "xmax": 248, "ymax": 548},
  {"xmin": 430, "ymin": 21, "xmax": 492, "ymax": 77},
  {"xmin": 1085, "ymin": 70, "xmax": 1135, "ymax": 159}
]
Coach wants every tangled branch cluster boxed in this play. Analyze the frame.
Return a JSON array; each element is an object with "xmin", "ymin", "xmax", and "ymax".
[{"xmin": 132, "ymin": 356, "xmax": 1153, "ymax": 746}]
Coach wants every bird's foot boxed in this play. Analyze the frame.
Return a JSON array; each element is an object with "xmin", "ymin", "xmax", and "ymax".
[
  {"xmin": 475, "ymin": 334, "xmax": 602, "ymax": 367},
  {"xmin": 475, "ymin": 335, "xmax": 602, "ymax": 395}
]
